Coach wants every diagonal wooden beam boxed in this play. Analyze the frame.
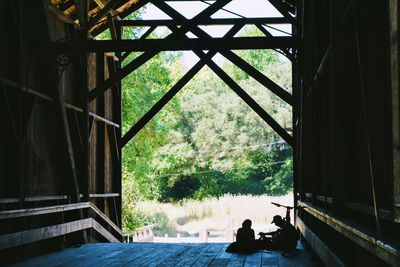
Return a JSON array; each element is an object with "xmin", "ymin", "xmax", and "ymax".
[
  {"xmin": 220, "ymin": 49, "xmax": 293, "ymax": 105},
  {"xmin": 88, "ymin": 0, "xmax": 232, "ymax": 102},
  {"xmin": 121, "ymin": 56, "xmax": 204, "ymax": 147},
  {"xmin": 90, "ymin": 0, "xmax": 150, "ymax": 36},
  {"xmin": 130, "ymin": 1, "xmax": 293, "ymax": 146},
  {"xmin": 119, "ymin": 25, "xmax": 156, "ymax": 62},
  {"xmin": 268, "ymin": 0, "xmax": 297, "ymax": 26},
  {"xmin": 89, "ymin": 51, "xmax": 158, "ymax": 102},
  {"xmin": 152, "ymin": 1, "xmax": 294, "ymax": 144},
  {"xmin": 151, "ymin": 0, "xmax": 294, "ymax": 106},
  {"xmin": 88, "ymin": 0, "xmax": 123, "ymax": 28},
  {"xmin": 196, "ymin": 50, "xmax": 294, "ymax": 147},
  {"xmin": 255, "ymin": 23, "xmax": 293, "ymax": 61},
  {"xmin": 121, "ymin": 20, "xmax": 243, "ymax": 147}
]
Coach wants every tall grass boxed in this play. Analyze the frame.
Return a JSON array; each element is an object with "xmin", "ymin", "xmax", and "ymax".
[{"xmin": 136, "ymin": 194, "xmax": 293, "ymax": 236}]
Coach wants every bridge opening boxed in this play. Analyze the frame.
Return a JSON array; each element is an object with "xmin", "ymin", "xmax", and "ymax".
[
  {"xmin": 1, "ymin": 0, "xmax": 400, "ymax": 266},
  {"xmin": 108, "ymin": 1, "xmax": 295, "ymax": 241}
]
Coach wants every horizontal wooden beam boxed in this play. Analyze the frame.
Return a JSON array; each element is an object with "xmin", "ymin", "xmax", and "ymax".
[
  {"xmin": 0, "ymin": 202, "xmax": 123, "ymax": 242},
  {"xmin": 0, "ymin": 77, "xmax": 121, "ymax": 128},
  {"xmin": 315, "ymin": 195, "xmax": 333, "ymax": 204},
  {"xmin": 0, "ymin": 202, "xmax": 91, "ymax": 219},
  {"xmin": 120, "ymin": 21, "xmax": 243, "ymax": 147},
  {"xmin": 89, "ymin": 193, "xmax": 119, "ymax": 198},
  {"xmin": 89, "ymin": 112, "xmax": 120, "ymax": 128},
  {"xmin": 1, "ymin": 77, "xmax": 83, "ymax": 112},
  {"xmin": 88, "ymin": 0, "xmax": 235, "ymax": 101},
  {"xmin": 53, "ymin": 37, "xmax": 297, "ymax": 53},
  {"xmin": 302, "ymin": 195, "xmax": 395, "ymax": 221},
  {"xmin": 0, "ymin": 218, "xmax": 120, "ymax": 250},
  {"xmin": 0, "ymin": 198, "xmax": 19, "ymax": 204},
  {"xmin": 78, "ymin": 193, "xmax": 120, "ymax": 198},
  {"xmin": 345, "ymin": 201, "xmax": 394, "ymax": 221},
  {"xmin": 0, "ymin": 218, "xmax": 93, "ymax": 250},
  {"xmin": 297, "ymin": 216, "xmax": 346, "ymax": 267},
  {"xmin": 299, "ymin": 201, "xmax": 400, "ymax": 266},
  {"xmin": 116, "ymin": 17, "xmax": 290, "ymax": 27}
]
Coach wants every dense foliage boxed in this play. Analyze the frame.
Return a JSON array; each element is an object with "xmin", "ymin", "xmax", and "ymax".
[{"xmin": 119, "ymin": 25, "xmax": 293, "ymax": 231}]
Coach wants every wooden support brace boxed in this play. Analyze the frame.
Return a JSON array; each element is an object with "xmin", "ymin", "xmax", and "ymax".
[
  {"xmin": 221, "ymin": 49, "xmax": 293, "ymax": 105},
  {"xmin": 389, "ymin": 0, "xmax": 400, "ymax": 221},
  {"xmin": 151, "ymin": 0, "xmax": 294, "ymax": 107},
  {"xmin": 119, "ymin": 25, "xmax": 156, "ymax": 62},
  {"xmin": 116, "ymin": 17, "xmax": 290, "ymax": 27},
  {"xmin": 89, "ymin": 0, "xmax": 149, "ymax": 36},
  {"xmin": 121, "ymin": 54, "xmax": 206, "ymax": 147},
  {"xmin": 54, "ymin": 37, "xmax": 296, "ymax": 53},
  {"xmin": 268, "ymin": 0, "xmax": 297, "ymax": 26},
  {"xmin": 197, "ymin": 51, "xmax": 294, "ymax": 147},
  {"xmin": 255, "ymin": 23, "xmax": 293, "ymax": 61},
  {"xmin": 151, "ymin": 1, "xmax": 293, "ymax": 147},
  {"xmin": 120, "ymin": 20, "xmax": 243, "ymax": 147},
  {"xmin": 88, "ymin": 0, "xmax": 123, "ymax": 28},
  {"xmin": 88, "ymin": 50, "xmax": 158, "ymax": 102},
  {"xmin": 87, "ymin": 0, "xmax": 233, "ymax": 102}
]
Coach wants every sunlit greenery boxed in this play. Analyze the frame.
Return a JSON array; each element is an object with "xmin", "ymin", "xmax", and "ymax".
[{"xmin": 120, "ymin": 26, "xmax": 293, "ymax": 231}]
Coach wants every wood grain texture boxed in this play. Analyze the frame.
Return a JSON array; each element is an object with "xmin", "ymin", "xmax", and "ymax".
[{"xmin": 9, "ymin": 242, "xmax": 317, "ymax": 267}]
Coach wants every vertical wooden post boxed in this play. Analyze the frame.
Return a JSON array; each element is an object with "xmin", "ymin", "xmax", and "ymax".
[
  {"xmin": 75, "ymin": 0, "xmax": 89, "ymax": 243},
  {"xmin": 17, "ymin": 0, "xmax": 25, "ymax": 209},
  {"xmin": 292, "ymin": 0, "xmax": 302, "ymax": 221},
  {"xmin": 96, "ymin": 52, "xmax": 105, "ymax": 212},
  {"xmin": 115, "ymin": 23, "xmax": 123, "ymax": 227},
  {"xmin": 199, "ymin": 229, "xmax": 208, "ymax": 243},
  {"xmin": 390, "ymin": 0, "xmax": 400, "ymax": 222},
  {"xmin": 76, "ymin": 0, "xmax": 89, "ymax": 205},
  {"xmin": 330, "ymin": 1, "xmax": 346, "ymax": 218}
]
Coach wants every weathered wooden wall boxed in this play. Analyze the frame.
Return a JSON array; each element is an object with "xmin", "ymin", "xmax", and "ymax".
[
  {"xmin": 0, "ymin": 0, "xmax": 121, "ymax": 261},
  {"xmin": 296, "ymin": 0, "xmax": 400, "ymax": 266}
]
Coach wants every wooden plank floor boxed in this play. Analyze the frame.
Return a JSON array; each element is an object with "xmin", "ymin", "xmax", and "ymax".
[{"xmin": 9, "ymin": 242, "xmax": 320, "ymax": 267}]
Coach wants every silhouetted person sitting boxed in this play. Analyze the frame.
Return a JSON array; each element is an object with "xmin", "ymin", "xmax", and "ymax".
[
  {"xmin": 226, "ymin": 219, "xmax": 257, "ymax": 254},
  {"xmin": 258, "ymin": 215, "xmax": 298, "ymax": 254}
]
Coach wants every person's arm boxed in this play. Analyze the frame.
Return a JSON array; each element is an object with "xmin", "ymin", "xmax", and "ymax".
[
  {"xmin": 251, "ymin": 229, "xmax": 255, "ymax": 240},
  {"xmin": 260, "ymin": 230, "xmax": 278, "ymax": 235},
  {"xmin": 259, "ymin": 229, "xmax": 281, "ymax": 238}
]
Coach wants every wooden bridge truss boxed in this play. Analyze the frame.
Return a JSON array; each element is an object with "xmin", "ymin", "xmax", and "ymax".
[{"xmin": 1, "ymin": 0, "xmax": 400, "ymax": 266}]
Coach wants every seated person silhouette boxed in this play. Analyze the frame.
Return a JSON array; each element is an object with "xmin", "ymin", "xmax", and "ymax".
[
  {"xmin": 258, "ymin": 215, "xmax": 298, "ymax": 253},
  {"xmin": 226, "ymin": 219, "xmax": 257, "ymax": 254}
]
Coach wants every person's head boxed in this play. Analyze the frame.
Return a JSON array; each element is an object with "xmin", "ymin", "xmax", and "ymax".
[
  {"xmin": 242, "ymin": 219, "xmax": 252, "ymax": 229},
  {"xmin": 271, "ymin": 215, "xmax": 284, "ymax": 227}
]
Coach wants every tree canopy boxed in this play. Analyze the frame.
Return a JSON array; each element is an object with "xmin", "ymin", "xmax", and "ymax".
[{"xmin": 121, "ymin": 27, "xmax": 293, "ymax": 203}]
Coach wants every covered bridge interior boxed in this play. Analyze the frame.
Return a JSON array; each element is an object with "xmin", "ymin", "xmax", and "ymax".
[{"xmin": 0, "ymin": 0, "xmax": 400, "ymax": 266}]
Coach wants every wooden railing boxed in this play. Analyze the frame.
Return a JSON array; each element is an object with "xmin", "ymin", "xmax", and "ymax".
[
  {"xmin": 124, "ymin": 224, "xmax": 155, "ymax": 243},
  {"xmin": 0, "ymin": 202, "xmax": 124, "ymax": 250},
  {"xmin": 0, "ymin": 193, "xmax": 120, "ymax": 205}
]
